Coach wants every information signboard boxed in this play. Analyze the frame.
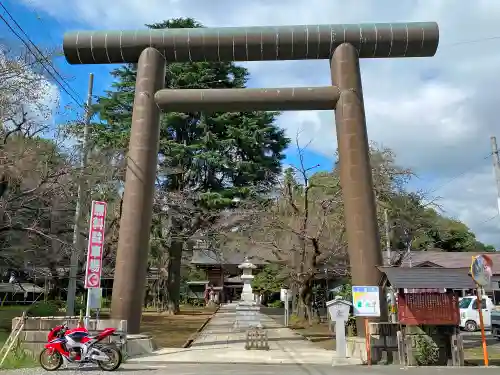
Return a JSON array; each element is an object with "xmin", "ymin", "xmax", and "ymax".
[
  {"xmin": 88, "ymin": 288, "xmax": 102, "ymax": 309},
  {"xmin": 351, "ymin": 286, "xmax": 381, "ymax": 317}
]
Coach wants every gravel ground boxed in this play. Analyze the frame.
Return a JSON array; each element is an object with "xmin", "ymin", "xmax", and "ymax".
[{"xmin": 2, "ymin": 363, "xmax": 500, "ymax": 375}]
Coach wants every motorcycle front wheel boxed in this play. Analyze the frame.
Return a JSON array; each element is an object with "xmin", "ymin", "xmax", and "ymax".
[
  {"xmin": 39, "ymin": 348, "xmax": 63, "ymax": 371},
  {"xmin": 96, "ymin": 344, "xmax": 122, "ymax": 371}
]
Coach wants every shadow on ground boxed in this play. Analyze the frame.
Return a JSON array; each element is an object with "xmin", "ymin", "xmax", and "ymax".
[{"xmin": 191, "ymin": 336, "xmax": 306, "ymax": 347}]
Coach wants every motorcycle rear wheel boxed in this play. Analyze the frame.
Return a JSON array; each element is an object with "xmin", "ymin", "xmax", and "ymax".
[
  {"xmin": 96, "ymin": 344, "xmax": 122, "ymax": 371},
  {"xmin": 39, "ymin": 348, "xmax": 63, "ymax": 371}
]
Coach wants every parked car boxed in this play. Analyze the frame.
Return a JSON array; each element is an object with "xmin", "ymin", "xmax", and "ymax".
[{"xmin": 459, "ymin": 295, "xmax": 494, "ymax": 332}]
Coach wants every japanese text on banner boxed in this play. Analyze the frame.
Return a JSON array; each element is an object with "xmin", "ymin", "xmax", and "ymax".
[{"xmin": 84, "ymin": 201, "xmax": 107, "ymax": 289}]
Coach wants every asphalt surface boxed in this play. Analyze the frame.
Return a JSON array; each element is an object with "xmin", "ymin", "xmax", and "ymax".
[
  {"xmin": 2, "ymin": 363, "xmax": 500, "ymax": 375},
  {"xmin": 461, "ymin": 330, "xmax": 500, "ymax": 351}
]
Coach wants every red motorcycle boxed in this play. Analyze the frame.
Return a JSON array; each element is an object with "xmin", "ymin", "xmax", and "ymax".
[{"xmin": 39, "ymin": 323, "xmax": 123, "ymax": 371}]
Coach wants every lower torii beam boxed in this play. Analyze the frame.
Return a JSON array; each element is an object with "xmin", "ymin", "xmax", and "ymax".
[{"xmin": 154, "ymin": 86, "xmax": 340, "ymax": 112}]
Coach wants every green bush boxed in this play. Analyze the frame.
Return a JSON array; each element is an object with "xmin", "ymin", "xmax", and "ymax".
[
  {"xmin": 267, "ymin": 300, "xmax": 284, "ymax": 308},
  {"xmin": 101, "ymin": 296, "xmax": 112, "ymax": 308},
  {"xmin": 346, "ymin": 316, "xmax": 357, "ymax": 336},
  {"xmin": 414, "ymin": 335, "xmax": 439, "ymax": 366},
  {"xmin": 28, "ymin": 301, "xmax": 60, "ymax": 317}
]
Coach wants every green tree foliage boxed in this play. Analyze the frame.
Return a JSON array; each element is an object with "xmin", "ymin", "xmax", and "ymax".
[
  {"xmin": 385, "ymin": 191, "xmax": 493, "ymax": 252},
  {"xmin": 91, "ymin": 17, "xmax": 290, "ymax": 313},
  {"xmin": 93, "ymin": 18, "xmax": 288, "ymax": 202},
  {"xmin": 252, "ymin": 264, "xmax": 285, "ymax": 294}
]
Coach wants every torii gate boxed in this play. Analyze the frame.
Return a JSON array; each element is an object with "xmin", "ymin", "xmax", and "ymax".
[{"xmin": 62, "ymin": 22, "xmax": 439, "ymax": 334}]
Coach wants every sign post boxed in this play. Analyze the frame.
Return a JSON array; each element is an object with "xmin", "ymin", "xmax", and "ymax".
[
  {"xmin": 84, "ymin": 201, "xmax": 107, "ymax": 328},
  {"xmin": 352, "ymin": 286, "xmax": 381, "ymax": 365},
  {"xmin": 470, "ymin": 254, "xmax": 493, "ymax": 367},
  {"xmin": 326, "ymin": 297, "xmax": 352, "ymax": 358},
  {"xmin": 280, "ymin": 288, "xmax": 289, "ymax": 327}
]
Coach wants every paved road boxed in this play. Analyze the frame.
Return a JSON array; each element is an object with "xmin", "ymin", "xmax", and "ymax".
[
  {"xmin": 2, "ymin": 363, "xmax": 500, "ymax": 375},
  {"xmin": 462, "ymin": 331, "xmax": 500, "ymax": 351}
]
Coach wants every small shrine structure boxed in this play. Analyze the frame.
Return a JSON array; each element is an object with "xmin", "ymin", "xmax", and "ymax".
[{"xmin": 377, "ymin": 266, "xmax": 469, "ymax": 366}]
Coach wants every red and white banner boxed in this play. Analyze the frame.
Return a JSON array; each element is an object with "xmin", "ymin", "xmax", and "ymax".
[{"xmin": 84, "ymin": 201, "xmax": 107, "ymax": 289}]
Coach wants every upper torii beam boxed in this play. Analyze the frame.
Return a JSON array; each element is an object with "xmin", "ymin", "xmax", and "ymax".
[{"xmin": 63, "ymin": 22, "xmax": 438, "ymax": 64}]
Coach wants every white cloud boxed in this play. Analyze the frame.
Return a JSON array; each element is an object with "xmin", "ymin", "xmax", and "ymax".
[
  {"xmin": 19, "ymin": 0, "xmax": 500, "ymax": 245},
  {"xmin": 437, "ymin": 167, "xmax": 500, "ymax": 247}
]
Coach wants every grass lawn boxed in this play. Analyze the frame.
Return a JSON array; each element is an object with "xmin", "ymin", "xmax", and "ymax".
[
  {"xmin": 463, "ymin": 341, "xmax": 500, "ymax": 366},
  {"xmin": 140, "ymin": 305, "xmax": 218, "ymax": 348},
  {"xmin": 0, "ymin": 329, "xmax": 37, "ymax": 369},
  {"xmin": 0, "ymin": 306, "xmax": 41, "ymax": 368},
  {"xmin": 289, "ymin": 321, "xmax": 336, "ymax": 350}
]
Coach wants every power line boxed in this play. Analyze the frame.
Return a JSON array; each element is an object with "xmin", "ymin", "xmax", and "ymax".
[
  {"xmin": 0, "ymin": 2, "xmax": 75, "ymax": 98},
  {"xmin": 424, "ymin": 152, "xmax": 493, "ymax": 195},
  {"xmin": 18, "ymin": 0, "xmax": 60, "ymax": 49},
  {"xmin": 442, "ymin": 36, "xmax": 500, "ymax": 49},
  {"xmin": 0, "ymin": 7, "xmax": 84, "ymax": 109},
  {"xmin": 0, "ymin": 5, "xmax": 83, "ymax": 106},
  {"xmin": 478, "ymin": 214, "xmax": 499, "ymax": 226}
]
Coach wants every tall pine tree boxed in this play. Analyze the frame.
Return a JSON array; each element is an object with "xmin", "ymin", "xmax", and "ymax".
[{"xmin": 92, "ymin": 18, "xmax": 290, "ymax": 313}]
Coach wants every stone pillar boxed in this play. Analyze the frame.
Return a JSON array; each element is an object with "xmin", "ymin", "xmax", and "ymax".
[
  {"xmin": 330, "ymin": 43, "xmax": 386, "ymax": 335},
  {"xmin": 110, "ymin": 48, "xmax": 165, "ymax": 334}
]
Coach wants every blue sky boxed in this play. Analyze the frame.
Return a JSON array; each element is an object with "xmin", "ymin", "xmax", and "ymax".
[
  {"xmin": 2, "ymin": 0, "xmax": 336, "ymax": 174},
  {"xmin": 3, "ymin": 0, "xmax": 500, "ymax": 245}
]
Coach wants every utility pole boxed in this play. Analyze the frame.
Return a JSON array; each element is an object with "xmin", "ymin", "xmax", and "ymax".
[
  {"xmin": 383, "ymin": 209, "xmax": 391, "ymax": 265},
  {"xmin": 490, "ymin": 136, "xmax": 500, "ymax": 218},
  {"xmin": 66, "ymin": 73, "xmax": 94, "ymax": 316},
  {"xmin": 384, "ymin": 208, "xmax": 397, "ymax": 323}
]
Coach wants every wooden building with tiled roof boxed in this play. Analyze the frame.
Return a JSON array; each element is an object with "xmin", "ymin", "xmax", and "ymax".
[{"xmin": 383, "ymin": 250, "xmax": 500, "ymax": 303}]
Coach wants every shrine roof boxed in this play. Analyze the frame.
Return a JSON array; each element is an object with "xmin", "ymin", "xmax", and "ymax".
[
  {"xmin": 400, "ymin": 251, "xmax": 500, "ymax": 274},
  {"xmin": 190, "ymin": 249, "xmax": 267, "ymax": 266},
  {"xmin": 378, "ymin": 266, "xmax": 475, "ymax": 289}
]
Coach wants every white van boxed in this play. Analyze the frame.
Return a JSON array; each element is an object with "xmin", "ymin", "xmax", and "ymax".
[{"xmin": 459, "ymin": 295, "xmax": 494, "ymax": 331}]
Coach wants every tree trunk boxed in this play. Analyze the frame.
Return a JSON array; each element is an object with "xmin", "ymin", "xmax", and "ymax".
[
  {"xmin": 157, "ymin": 277, "xmax": 165, "ymax": 310},
  {"xmin": 291, "ymin": 285, "xmax": 299, "ymax": 315},
  {"xmin": 47, "ymin": 265, "xmax": 63, "ymax": 300},
  {"xmin": 299, "ymin": 279, "xmax": 313, "ymax": 326},
  {"xmin": 166, "ymin": 240, "xmax": 182, "ymax": 315}
]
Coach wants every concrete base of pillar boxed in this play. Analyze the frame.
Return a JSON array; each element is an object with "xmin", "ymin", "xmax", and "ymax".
[{"xmin": 125, "ymin": 334, "xmax": 157, "ymax": 357}]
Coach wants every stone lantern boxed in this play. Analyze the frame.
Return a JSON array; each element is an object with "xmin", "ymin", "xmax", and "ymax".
[
  {"xmin": 234, "ymin": 257, "xmax": 261, "ymax": 330},
  {"xmin": 239, "ymin": 257, "xmax": 257, "ymax": 302}
]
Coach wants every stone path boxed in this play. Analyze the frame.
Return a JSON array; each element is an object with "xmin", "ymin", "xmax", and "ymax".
[{"xmin": 129, "ymin": 303, "xmax": 361, "ymax": 365}]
